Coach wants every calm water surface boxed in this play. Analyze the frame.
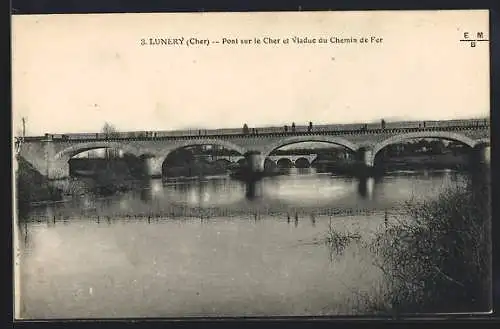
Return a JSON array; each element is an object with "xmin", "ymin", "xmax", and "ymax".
[{"xmin": 17, "ymin": 169, "xmax": 468, "ymax": 318}]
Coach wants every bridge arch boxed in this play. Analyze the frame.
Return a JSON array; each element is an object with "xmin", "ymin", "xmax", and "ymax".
[
  {"xmin": 369, "ymin": 131, "xmax": 477, "ymax": 167},
  {"xmin": 164, "ymin": 139, "xmax": 247, "ymax": 157},
  {"xmin": 55, "ymin": 141, "xmax": 141, "ymax": 160},
  {"xmin": 295, "ymin": 157, "xmax": 311, "ymax": 168},
  {"xmin": 159, "ymin": 139, "xmax": 247, "ymax": 177},
  {"xmin": 474, "ymin": 138, "xmax": 490, "ymax": 147},
  {"xmin": 262, "ymin": 135, "xmax": 359, "ymax": 157},
  {"xmin": 276, "ymin": 158, "xmax": 294, "ymax": 169}
]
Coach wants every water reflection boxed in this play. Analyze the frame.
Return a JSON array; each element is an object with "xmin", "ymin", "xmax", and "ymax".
[
  {"xmin": 138, "ymin": 178, "xmax": 248, "ymax": 207},
  {"xmin": 245, "ymin": 181, "xmax": 263, "ymax": 200},
  {"xmin": 262, "ymin": 174, "xmax": 356, "ymax": 206},
  {"xmin": 17, "ymin": 168, "xmax": 487, "ymax": 318},
  {"xmin": 21, "ymin": 169, "xmax": 472, "ymax": 222},
  {"xmin": 357, "ymin": 177, "xmax": 375, "ymax": 200}
]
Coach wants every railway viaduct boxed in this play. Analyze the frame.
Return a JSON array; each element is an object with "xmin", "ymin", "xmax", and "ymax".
[{"xmin": 16, "ymin": 119, "xmax": 490, "ymax": 180}]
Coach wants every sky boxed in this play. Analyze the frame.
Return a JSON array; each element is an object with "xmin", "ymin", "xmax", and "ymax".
[{"xmin": 12, "ymin": 10, "xmax": 490, "ymax": 136}]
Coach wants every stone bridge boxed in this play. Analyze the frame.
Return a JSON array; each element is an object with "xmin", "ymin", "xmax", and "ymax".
[
  {"xmin": 211, "ymin": 155, "xmax": 319, "ymax": 167},
  {"xmin": 16, "ymin": 119, "xmax": 490, "ymax": 179}
]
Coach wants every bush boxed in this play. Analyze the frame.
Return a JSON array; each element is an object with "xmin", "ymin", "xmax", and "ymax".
[
  {"xmin": 324, "ymin": 218, "xmax": 361, "ymax": 258},
  {"xmin": 369, "ymin": 171, "xmax": 491, "ymax": 314}
]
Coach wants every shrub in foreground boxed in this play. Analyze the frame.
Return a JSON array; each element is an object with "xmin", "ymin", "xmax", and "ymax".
[{"xmin": 368, "ymin": 172, "xmax": 491, "ymax": 314}]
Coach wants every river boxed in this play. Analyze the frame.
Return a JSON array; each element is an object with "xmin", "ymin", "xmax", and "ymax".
[{"xmin": 16, "ymin": 168, "xmax": 478, "ymax": 318}]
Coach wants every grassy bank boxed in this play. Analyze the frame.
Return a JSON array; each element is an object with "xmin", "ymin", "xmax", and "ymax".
[{"xmin": 365, "ymin": 168, "xmax": 491, "ymax": 314}]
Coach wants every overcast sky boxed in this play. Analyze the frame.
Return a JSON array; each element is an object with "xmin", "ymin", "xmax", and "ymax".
[{"xmin": 12, "ymin": 10, "xmax": 489, "ymax": 136}]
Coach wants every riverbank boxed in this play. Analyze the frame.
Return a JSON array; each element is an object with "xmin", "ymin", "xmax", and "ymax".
[
  {"xmin": 164, "ymin": 162, "xmax": 228, "ymax": 178},
  {"xmin": 16, "ymin": 156, "xmax": 63, "ymax": 213},
  {"xmin": 312, "ymin": 153, "xmax": 471, "ymax": 177},
  {"xmin": 376, "ymin": 153, "xmax": 470, "ymax": 171},
  {"xmin": 16, "ymin": 156, "xmax": 147, "ymax": 215}
]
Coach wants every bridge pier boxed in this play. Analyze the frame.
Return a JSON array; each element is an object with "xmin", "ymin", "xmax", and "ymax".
[
  {"xmin": 470, "ymin": 144, "xmax": 490, "ymax": 167},
  {"xmin": 357, "ymin": 147, "xmax": 375, "ymax": 171},
  {"xmin": 245, "ymin": 151, "xmax": 266, "ymax": 173},
  {"xmin": 358, "ymin": 177, "xmax": 375, "ymax": 199},
  {"xmin": 142, "ymin": 156, "xmax": 163, "ymax": 178},
  {"xmin": 43, "ymin": 141, "xmax": 70, "ymax": 180}
]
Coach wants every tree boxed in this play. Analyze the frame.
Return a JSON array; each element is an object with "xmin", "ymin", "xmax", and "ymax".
[
  {"xmin": 101, "ymin": 122, "xmax": 120, "ymax": 158},
  {"xmin": 166, "ymin": 148, "xmax": 195, "ymax": 166},
  {"xmin": 243, "ymin": 123, "xmax": 249, "ymax": 135},
  {"xmin": 102, "ymin": 122, "xmax": 119, "ymax": 138}
]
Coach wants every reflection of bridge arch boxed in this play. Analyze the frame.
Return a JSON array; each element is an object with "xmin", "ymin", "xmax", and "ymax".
[
  {"xmin": 55, "ymin": 142, "xmax": 141, "ymax": 160},
  {"xmin": 370, "ymin": 131, "xmax": 477, "ymax": 167},
  {"xmin": 263, "ymin": 135, "xmax": 359, "ymax": 157}
]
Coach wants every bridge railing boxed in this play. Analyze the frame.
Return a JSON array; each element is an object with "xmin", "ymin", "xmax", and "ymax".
[{"xmin": 21, "ymin": 118, "xmax": 489, "ymax": 141}]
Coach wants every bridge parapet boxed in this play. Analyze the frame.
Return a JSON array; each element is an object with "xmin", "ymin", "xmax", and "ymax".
[
  {"xmin": 19, "ymin": 118, "xmax": 488, "ymax": 141},
  {"xmin": 19, "ymin": 120, "xmax": 489, "ymax": 142}
]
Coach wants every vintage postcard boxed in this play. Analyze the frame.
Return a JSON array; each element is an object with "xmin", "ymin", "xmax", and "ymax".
[{"xmin": 12, "ymin": 10, "xmax": 491, "ymax": 319}]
